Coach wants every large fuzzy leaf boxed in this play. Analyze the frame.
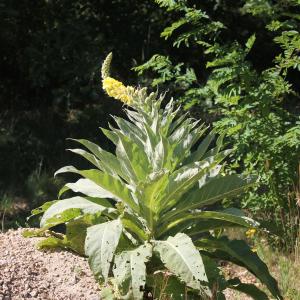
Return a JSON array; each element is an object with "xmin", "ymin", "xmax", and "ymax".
[
  {"xmin": 196, "ymin": 237, "xmax": 282, "ymax": 300},
  {"xmin": 159, "ymin": 209, "xmax": 259, "ymax": 237},
  {"xmin": 183, "ymin": 131, "xmax": 215, "ymax": 165},
  {"xmin": 153, "ymin": 233, "xmax": 211, "ymax": 298},
  {"xmin": 169, "ymin": 175, "xmax": 255, "ymax": 219},
  {"xmin": 30, "ymin": 200, "xmax": 58, "ymax": 217},
  {"xmin": 166, "ymin": 177, "xmax": 255, "ymax": 222},
  {"xmin": 113, "ymin": 116, "xmax": 145, "ymax": 147},
  {"xmin": 59, "ymin": 178, "xmax": 115, "ymax": 199},
  {"xmin": 137, "ymin": 170, "xmax": 169, "ymax": 230},
  {"xmin": 63, "ymin": 213, "xmax": 106, "ymax": 255},
  {"xmin": 159, "ymin": 150, "xmax": 230, "ymax": 213},
  {"xmin": 40, "ymin": 196, "xmax": 111, "ymax": 227},
  {"xmin": 70, "ymin": 138, "xmax": 128, "ymax": 180},
  {"xmin": 173, "ymin": 125, "xmax": 206, "ymax": 165},
  {"xmin": 67, "ymin": 148, "xmax": 104, "ymax": 170},
  {"xmin": 121, "ymin": 212, "xmax": 149, "ymax": 242},
  {"xmin": 113, "ymin": 243, "xmax": 152, "ymax": 299},
  {"xmin": 85, "ymin": 219, "xmax": 123, "ymax": 282},
  {"xmin": 55, "ymin": 166, "xmax": 139, "ymax": 213},
  {"xmin": 115, "ymin": 134, "xmax": 150, "ymax": 183}
]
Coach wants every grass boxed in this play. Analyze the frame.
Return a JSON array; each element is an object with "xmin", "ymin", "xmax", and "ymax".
[
  {"xmin": 256, "ymin": 241, "xmax": 300, "ymax": 300},
  {"xmin": 224, "ymin": 228, "xmax": 300, "ymax": 299}
]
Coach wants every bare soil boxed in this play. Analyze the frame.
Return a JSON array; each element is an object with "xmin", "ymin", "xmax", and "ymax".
[{"xmin": 0, "ymin": 228, "xmax": 100, "ymax": 300}]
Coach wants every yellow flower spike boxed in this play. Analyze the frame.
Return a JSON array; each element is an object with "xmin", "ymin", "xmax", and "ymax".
[
  {"xmin": 245, "ymin": 228, "xmax": 257, "ymax": 239},
  {"xmin": 101, "ymin": 53, "xmax": 134, "ymax": 105},
  {"xmin": 102, "ymin": 77, "xmax": 133, "ymax": 104}
]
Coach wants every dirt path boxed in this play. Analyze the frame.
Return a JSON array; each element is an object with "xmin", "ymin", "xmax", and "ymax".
[{"xmin": 0, "ymin": 228, "xmax": 100, "ymax": 300}]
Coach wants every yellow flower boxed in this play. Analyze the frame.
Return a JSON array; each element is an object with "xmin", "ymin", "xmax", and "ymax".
[
  {"xmin": 245, "ymin": 228, "xmax": 257, "ymax": 238},
  {"xmin": 102, "ymin": 77, "xmax": 133, "ymax": 105}
]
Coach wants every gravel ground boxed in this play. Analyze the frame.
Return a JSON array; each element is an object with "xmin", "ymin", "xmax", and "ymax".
[
  {"xmin": 222, "ymin": 264, "xmax": 256, "ymax": 300},
  {"xmin": 0, "ymin": 228, "xmax": 257, "ymax": 300},
  {"xmin": 0, "ymin": 228, "xmax": 100, "ymax": 300}
]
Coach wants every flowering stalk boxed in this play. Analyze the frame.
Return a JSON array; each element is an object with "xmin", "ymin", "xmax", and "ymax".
[{"xmin": 101, "ymin": 53, "xmax": 133, "ymax": 105}]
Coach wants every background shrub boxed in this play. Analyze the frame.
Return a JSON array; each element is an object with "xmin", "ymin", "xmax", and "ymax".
[{"xmin": 135, "ymin": 0, "xmax": 300, "ymax": 252}]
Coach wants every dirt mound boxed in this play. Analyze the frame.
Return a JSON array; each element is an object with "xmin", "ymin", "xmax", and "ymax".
[{"xmin": 0, "ymin": 228, "xmax": 100, "ymax": 300}]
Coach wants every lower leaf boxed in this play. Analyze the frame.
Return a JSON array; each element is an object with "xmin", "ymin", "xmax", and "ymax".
[
  {"xmin": 195, "ymin": 236, "xmax": 282, "ymax": 300},
  {"xmin": 85, "ymin": 219, "xmax": 123, "ymax": 283},
  {"xmin": 226, "ymin": 278, "xmax": 269, "ymax": 300},
  {"xmin": 153, "ymin": 233, "xmax": 212, "ymax": 298},
  {"xmin": 113, "ymin": 243, "xmax": 152, "ymax": 299}
]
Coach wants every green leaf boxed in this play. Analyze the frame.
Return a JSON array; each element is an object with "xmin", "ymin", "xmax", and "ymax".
[
  {"xmin": 37, "ymin": 236, "xmax": 66, "ymax": 250},
  {"xmin": 245, "ymin": 34, "xmax": 256, "ymax": 52},
  {"xmin": 69, "ymin": 138, "xmax": 128, "ymax": 180},
  {"xmin": 64, "ymin": 213, "xmax": 106, "ymax": 255},
  {"xmin": 153, "ymin": 233, "xmax": 211, "ymax": 298},
  {"xmin": 55, "ymin": 166, "xmax": 139, "ymax": 213},
  {"xmin": 227, "ymin": 278, "xmax": 269, "ymax": 300},
  {"xmin": 121, "ymin": 212, "xmax": 149, "ymax": 241},
  {"xmin": 137, "ymin": 170, "xmax": 169, "ymax": 230},
  {"xmin": 101, "ymin": 127, "xmax": 119, "ymax": 145},
  {"xmin": 183, "ymin": 219, "xmax": 245, "ymax": 237},
  {"xmin": 113, "ymin": 243, "xmax": 152, "ymax": 299},
  {"xmin": 165, "ymin": 175, "xmax": 256, "ymax": 220},
  {"xmin": 85, "ymin": 219, "xmax": 123, "ymax": 283},
  {"xmin": 161, "ymin": 19, "xmax": 186, "ymax": 39},
  {"xmin": 42, "ymin": 208, "xmax": 82, "ymax": 228},
  {"xmin": 113, "ymin": 116, "xmax": 145, "ymax": 147},
  {"xmin": 67, "ymin": 148, "xmax": 103, "ymax": 169},
  {"xmin": 22, "ymin": 228, "xmax": 48, "ymax": 238},
  {"xmin": 147, "ymin": 272, "xmax": 187, "ymax": 299},
  {"xmin": 173, "ymin": 125, "xmax": 207, "ymax": 165},
  {"xmin": 159, "ymin": 151, "xmax": 230, "ymax": 214},
  {"xmin": 115, "ymin": 133, "xmax": 150, "ymax": 183},
  {"xmin": 196, "ymin": 237, "xmax": 282, "ymax": 300},
  {"xmin": 30, "ymin": 200, "xmax": 58, "ymax": 217},
  {"xmin": 40, "ymin": 196, "xmax": 111, "ymax": 227},
  {"xmin": 59, "ymin": 178, "xmax": 114, "ymax": 199},
  {"xmin": 100, "ymin": 287, "xmax": 117, "ymax": 300},
  {"xmin": 159, "ymin": 210, "xmax": 259, "ymax": 237},
  {"xmin": 169, "ymin": 112, "xmax": 189, "ymax": 134},
  {"xmin": 183, "ymin": 131, "xmax": 215, "ymax": 165}
]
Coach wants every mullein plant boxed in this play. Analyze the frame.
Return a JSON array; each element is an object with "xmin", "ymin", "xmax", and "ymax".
[{"xmin": 27, "ymin": 53, "xmax": 282, "ymax": 300}]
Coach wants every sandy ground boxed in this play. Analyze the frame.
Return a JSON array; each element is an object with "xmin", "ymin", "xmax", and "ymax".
[
  {"xmin": 0, "ymin": 228, "xmax": 257, "ymax": 300},
  {"xmin": 0, "ymin": 228, "xmax": 100, "ymax": 300}
]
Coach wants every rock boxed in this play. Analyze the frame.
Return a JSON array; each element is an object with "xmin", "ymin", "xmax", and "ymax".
[
  {"xmin": 0, "ymin": 259, "xmax": 7, "ymax": 267},
  {"xmin": 30, "ymin": 290, "xmax": 38, "ymax": 297}
]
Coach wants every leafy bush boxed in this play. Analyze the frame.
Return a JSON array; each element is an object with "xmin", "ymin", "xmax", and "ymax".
[
  {"xmin": 135, "ymin": 0, "xmax": 300, "ymax": 251},
  {"xmin": 27, "ymin": 54, "xmax": 282, "ymax": 300}
]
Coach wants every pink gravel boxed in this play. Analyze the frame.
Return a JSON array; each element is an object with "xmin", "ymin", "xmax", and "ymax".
[{"xmin": 0, "ymin": 228, "xmax": 100, "ymax": 300}]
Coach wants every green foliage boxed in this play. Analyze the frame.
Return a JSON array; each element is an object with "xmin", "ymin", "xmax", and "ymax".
[
  {"xmin": 135, "ymin": 0, "xmax": 300, "ymax": 251},
  {"xmin": 29, "ymin": 83, "xmax": 281, "ymax": 299},
  {"xmin": 0, "ymin": 0, "xmax": 171, "ymax": 227}
]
